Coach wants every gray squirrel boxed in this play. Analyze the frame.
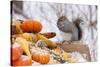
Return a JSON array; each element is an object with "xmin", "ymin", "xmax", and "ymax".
[{"xmin": 57, "ymin": 16, "xmax": 82, "ymax": 41}]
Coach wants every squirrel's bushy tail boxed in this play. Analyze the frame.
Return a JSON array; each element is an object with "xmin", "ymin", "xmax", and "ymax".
[{"xmin": 73, "ymin": 18, "xmax": 82, "ymax": 40}]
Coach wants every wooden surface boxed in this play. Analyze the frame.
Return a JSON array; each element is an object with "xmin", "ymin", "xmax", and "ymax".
[{"xmin": 58, "ymin": 41, "xmax": 91, "ymax": 61}]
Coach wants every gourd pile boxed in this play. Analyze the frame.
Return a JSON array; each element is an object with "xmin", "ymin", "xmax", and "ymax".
[{"xmin": 11, "ymin": 19, "xmax": 84, "ymax": 66}]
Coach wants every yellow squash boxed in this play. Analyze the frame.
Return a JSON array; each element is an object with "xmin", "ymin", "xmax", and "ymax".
[
  {"xmin": 36, "ymin": 33, "xmax": 57, "ymax": 48},
  {"xmin": 22, "ymin": 33, "xmax": 37, "ymax": 43},
  {"xmin": 15, "ymin": 37, "xmax": 31, "ymax": 58}
]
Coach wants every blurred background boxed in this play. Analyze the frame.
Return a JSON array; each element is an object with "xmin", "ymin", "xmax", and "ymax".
[{"xmin": 11, "ymin": 1, "xmax": 97, "ymax": 61}]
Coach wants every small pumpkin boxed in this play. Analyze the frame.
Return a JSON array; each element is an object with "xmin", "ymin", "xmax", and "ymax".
[
  {"xmin": 31, "ymin": 48, "xmax": 50, "ymax": 64},
  {"xmin": 21, "ymin": 19, "xmax": 42, "ymax": 33},
  {"xmin": 39, "ymin": 53, "xmax": 50, "ymax": 64},
  {"xmin": 12, "ymin": 43, "xmax": 23, "ymax": 61},
  {"xmin": 12, "ymin": 55, "xmax": 32, "ymax": 66},
  {"xmin": 31, "ymin": 49, "xmax": 40, "ymax": 62}
]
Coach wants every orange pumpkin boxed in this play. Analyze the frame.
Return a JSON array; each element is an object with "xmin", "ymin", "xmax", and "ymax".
[
  {"xmin": 32, "ymin": 49, "xmax": 40, "ymax": 62},
  {"xmin": 31, "ymin": 48, "xmax": 50, "ymax": 64},
  {"xmin": 12, "ymin": 43, "xmax": 23, "ymax": 61},
  {"xmin": 21, "ymin": 19, "xmax": 42, "ymax": 33},
  {"xmin": 12, "ymin": 55, "xmax": 32, "ymax": 66},
  {"xmin": 39, "ymin": 53, "xmax": 50, "ymax": 64}
]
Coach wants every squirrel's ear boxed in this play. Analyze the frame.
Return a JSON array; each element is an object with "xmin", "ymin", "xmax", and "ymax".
[{"xmin": 58, "ymin": 16, "xmax": 66, "ymax": 22}]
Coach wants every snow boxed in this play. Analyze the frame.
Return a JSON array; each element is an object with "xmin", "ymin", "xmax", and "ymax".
[
  {"xmin": 12, "ymin": 1, "xmax": 97, "ymax": 61},
  {"xmin": 21, "ymin": 55, "xmax": 30, "ymax": 61},
  {"xmin": 70, "ymin": 52, "xmax": 87, "ymax": 62},
  {"xmin": 12, "ymin": 42, "xmax": 21, "ymax": 48}
]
